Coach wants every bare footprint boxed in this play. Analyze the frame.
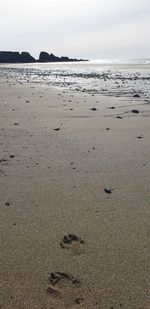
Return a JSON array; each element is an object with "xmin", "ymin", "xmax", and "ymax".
[
  {"xmin": 47, "ymin": 272, "xmax": 84, "ymax": 307},
  {"xmin": 60, "ymin": 234, "xmax": 85, "ymax": 255}
]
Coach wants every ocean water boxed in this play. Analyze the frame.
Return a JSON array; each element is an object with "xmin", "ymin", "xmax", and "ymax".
[{"xmin": 0, "ymin": 59, "xmax": 150, "ymax": 99}]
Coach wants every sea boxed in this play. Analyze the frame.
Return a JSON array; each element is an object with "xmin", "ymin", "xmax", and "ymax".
[{"xmin": 0, "ymin": 58, "xmax": 150, "ymax": 99}]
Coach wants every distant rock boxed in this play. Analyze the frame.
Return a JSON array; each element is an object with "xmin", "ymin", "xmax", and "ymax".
[
  {"xmin": 0, "ymin": 51, "xmax": 36, "ymax": 63},
  {"xmin": 49, "ymin": 53, "xmax": 60, "ymax": 62},
  {"xmin": 0, "ymin": 50, "xmax": 88, "ymax": 63},
  {"xmin": 20, "ymin": 52, "xmax": 35, "ymax": 63},
  {"xmin": 0, "ymin": 51, "xmax": 20, "ymax": 63},
  {"xmin": 38, "ymin": 51, "xmax": 88, "ymax": 62},
  {"xmin": 39, "ymin": 51, "xmax": 51, "ymax": 62}
]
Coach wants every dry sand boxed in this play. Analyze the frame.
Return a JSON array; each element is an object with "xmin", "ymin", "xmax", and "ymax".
[{"xmin": 0, "ymin": 77, "xmax": 149, "ymax": 308}]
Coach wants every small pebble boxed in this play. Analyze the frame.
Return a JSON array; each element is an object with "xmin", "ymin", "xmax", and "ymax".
[
  {"xmin": 54, "ymin": 127, "xmax": 60, "ymax": 131},
  {"xmin": 5, "ymin": 202, "xmax": 10, "ymax": 206},
  {"xmin": 104, "ymin": 188, "xmax": 112, "ymax": 194},
  {"xmin": 137, "ymin": 136, "xmax": 143, "ymax": 139},
  {"xmin": 90, "ymin": 107, "xmax": 97, "ymax": 111},
  {"xmin": 133, "ymin": 94, "xmax": 140, "ymax": 98},
  {"xmin": 132, "ymin": 109, "xmax": 139, "ymax": 114}
]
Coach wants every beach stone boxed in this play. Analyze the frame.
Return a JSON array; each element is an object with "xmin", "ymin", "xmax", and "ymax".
[
  {"xmin": 104, "ymin": 188, "xmax": 112, "ymax": 194},
  {"xmin": 137, "ymin": 135, "xmax": 143, "ymax": 139},
  {"xmin": 49, "ymin": 272, "xmax": 64, "ymax": 285},
  {"xmin": 54, "ymin": 127, "xmax": 60, "ymax": 131},
  {"xmin": 133, "ymin": 94, "xmax": 140, "ymax": 98},
  {"xmin": 5, "ymin": 202, "xmax": 10, "ymax": 206},
  {"xmin": 62, "ymin": 234, "xmax": 83, "ymax": 244},
  {"xmin": 132, "ymin": 109, "xmax": 139, "ymax": 113},
  {"xmin": 90, "ymin": 107, "xmax": 97, "ymax": 111}
]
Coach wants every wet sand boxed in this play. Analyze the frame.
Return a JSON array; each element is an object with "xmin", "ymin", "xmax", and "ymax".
[{"xmin": 0, "ymin": 77, "xmax": 149, "ymax": 308}]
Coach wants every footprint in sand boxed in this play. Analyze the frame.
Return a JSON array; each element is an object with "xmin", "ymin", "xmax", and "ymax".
[
  {"xmin": 60, "ymin": 234, "xmax": 85, "ymax": 255},
  {"xmin": 47, "ymin": 272, "xmax": 84, "ymax": 307}
]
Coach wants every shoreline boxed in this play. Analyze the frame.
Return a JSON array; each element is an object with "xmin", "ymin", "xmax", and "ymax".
[
  {"xmin": 0, "ymin": 63, "xmax": 150, "ymax": 102},
  {"xmin": 0, "ymin": 75, "xmax": 149, "ymax": 308}
]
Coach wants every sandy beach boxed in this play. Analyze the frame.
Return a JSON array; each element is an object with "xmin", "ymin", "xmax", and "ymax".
[{"xmin": 0, "ymin": 73, "xmax": 149, "ymax": 308}]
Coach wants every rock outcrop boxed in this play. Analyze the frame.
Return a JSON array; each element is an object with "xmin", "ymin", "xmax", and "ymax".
[
  {"xmin": 38, "ymin": 51, "xmax": 87, "ymax": 62},
  {"xmin": 0, "ymin": 51, "xmax": 87, "ymax": 63},
  {"xmin": 20, "ymin": 52, "xmax": 36, "ymax": 63},
  {"xmin": 0, "ymin": 51, "xmax": 36, "ymax": 63},
  {"xmin": 38, "ymin": 51, "xmax": 51, "ymax": 62}
]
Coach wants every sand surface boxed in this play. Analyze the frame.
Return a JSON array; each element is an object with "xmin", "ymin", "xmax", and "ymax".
[{"xmin": 0, "ymin": 77, "xmax": 149, "ymax": 308}]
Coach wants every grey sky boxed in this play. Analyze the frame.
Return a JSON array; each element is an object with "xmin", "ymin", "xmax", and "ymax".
[{"xmin": 0, "ymin": 0, "xmax": 150, "ymax": 59}]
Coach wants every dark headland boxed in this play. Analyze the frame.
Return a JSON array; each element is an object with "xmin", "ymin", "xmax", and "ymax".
[{"xmin": 0, "ymin": 51, "xmax": 88, "ymax": 63}]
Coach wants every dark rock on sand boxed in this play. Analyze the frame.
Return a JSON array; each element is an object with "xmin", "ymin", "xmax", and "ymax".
[
  {"xmin": 132, "ymin": 109, "xmax": 139, "ymax": 113},
  {"xmin": 133, "ymin": 94, "xmax": 141, "ymax": 98},
  {"xmin": 5, "ymin": 202, "xmax": 10, "ymax": 206},
  {"xmin": 104, "ymin": 188, "xmax": 112, "ymax": 194},
  {"xmin": 54, "ymin": 127, "xmax": 60, "ymax": 131},
  {"xmin": 137, "ymin": 135, "xmax": 144, "ymax": 139},
  {"xmin": 90, "ymin": 107, "xmax": 97, "ymax": 111},
  {"xmin": 61, "ymin": 234, "xmax": 84, "ymax": 245}
]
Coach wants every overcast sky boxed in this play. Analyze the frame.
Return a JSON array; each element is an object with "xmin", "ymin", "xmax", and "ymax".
[{"xmin": 0, "ymin": 0, "xmax": 150, "ymax": 59}]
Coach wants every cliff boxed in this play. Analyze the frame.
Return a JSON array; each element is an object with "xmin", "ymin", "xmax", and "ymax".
[
  {"xmin": 0, "ymin": 51, "xmax": 88, "ymax": 63},
  {"xmin": 0, "ymin": 51, "xmax": 36, "ymax": 63},
  {"xmin": 38, "ymin": 51, "xmax": 86, "ymax": 62}
]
